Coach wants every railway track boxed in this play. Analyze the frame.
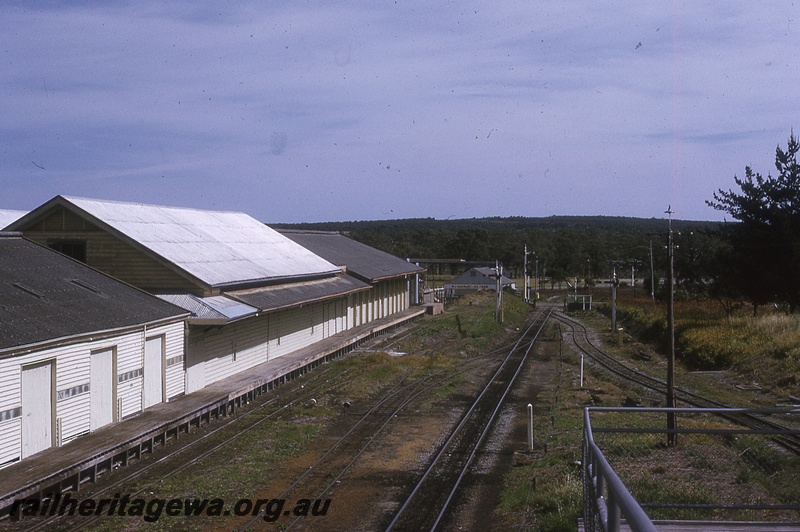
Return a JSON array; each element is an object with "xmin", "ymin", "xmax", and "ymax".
[
  {"xmin": 13, "ymin": 318, "xmax": 529, "ymax": 531},
  {"xmin": 14, "ymin": 318, "xmax": 441, "ymax": 530},
  {"xmin": 15, "ymin": 302, "xmax": 795, "ymax": 530},
  {"xmin": 237, "ymin": 366, "xmax": 451, "ymax": 530},
  {"xmin": 554, "ymin": 311, "xmax": 800, "ymax": 454},
  {"xmin": 14, "ymin": 361, "xmax": 368, "ymax": 532},
  {"xmin": 384, "ymin": 304, "xmax": 554, "ymax": 531},
  {"xmin": 236, "ymin": 311, "xmax": 556, "ymax": 530}
]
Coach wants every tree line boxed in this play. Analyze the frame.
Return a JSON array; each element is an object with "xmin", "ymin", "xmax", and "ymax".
[
  {"xmin": 275, "ymin": 216, "xmax": 720, "ymax": 293},
  {"xmin": 275, "ymin": 133, "xmax": 800, "ymax": 315}
]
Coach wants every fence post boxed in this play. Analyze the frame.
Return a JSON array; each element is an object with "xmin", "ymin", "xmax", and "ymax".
[
  {"xmin": 527, "ymin": 403, "xmax": 534, "ymax": 452},
  {"xmin": 607, "ymin": 488, "xmax": 621, "ymax": 532},
  {"xmin": 595, "ymin": 455, "xmax": 605, "ymax": 497}
]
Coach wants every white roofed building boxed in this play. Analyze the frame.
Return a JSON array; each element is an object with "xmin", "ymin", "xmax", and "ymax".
[
  {"xmin": 8, "ymin": 196, "xmax": 374, "ymax": 392},
  {"xmin": 0, "ymin": 210, "xmax": 27, "ymax": 229},
  {"xmin": 10, "ymin": 196, "xmax": 340, "ymax": 295},
  {"xmin": 443, "ymin": 267, "xmax": 516, "ymax": 298}
]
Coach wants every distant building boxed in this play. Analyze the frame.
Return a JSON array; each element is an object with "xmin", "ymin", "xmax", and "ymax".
[
  {"xmin": 443, "ymin": 267, "xmax": 515, "ymax": 297},
  {"xmin": 0, "ymin": 233, "xmax": 188, "ymax": 465}
]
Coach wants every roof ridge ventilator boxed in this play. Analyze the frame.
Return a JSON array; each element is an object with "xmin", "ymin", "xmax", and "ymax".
[
  {"xmin": 11, "ymin": 282, "xmax": 46, "ymax": 299},
  {"xmin": 70, "ymin": 279, "xmax": 102, "ymax": 294}
]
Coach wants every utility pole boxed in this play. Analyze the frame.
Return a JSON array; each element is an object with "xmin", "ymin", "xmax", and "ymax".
[
  {"xmin": 495, "ymin": 260, "xmax": 504, "ymax": 323},
  {"xmin": 611, "ymin": 265, "xmax": 618, "ymax": 331},
  {"xmin": 523, "ymin": 245, "xmax": 529, "ymax": 303},
  {"xmin": 607, "ymin": 260, "xmax": 621, "ymax": 331},
  {"xmin": 666, "ymin": 206, "xmax": 677, "ymax": 446},
  {"xmin": 649, "ymin": 240, "xmax": 655, "ymax": 304},
  {"xmin": 586, "ymin": 259, "xmax": 590, "ymax": 286}
]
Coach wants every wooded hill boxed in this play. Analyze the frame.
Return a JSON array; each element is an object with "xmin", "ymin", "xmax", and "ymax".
[{"xmin": 273, "ymin": 216, "xmax": 724, "ymax": 282}]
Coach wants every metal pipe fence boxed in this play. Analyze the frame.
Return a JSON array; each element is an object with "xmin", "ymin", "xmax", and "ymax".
[
  {"xmin": 583, "ymin": 407, "xmax": 800, "ymax": 531},
  {"xmin": 583, "ymin": 408, "xmax": 657, "ymax": 532}
]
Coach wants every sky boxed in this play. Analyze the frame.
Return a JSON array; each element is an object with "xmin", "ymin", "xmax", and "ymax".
[{"xmin": 2, "ymin": 1, "xmax": 799, "ymax": 223}]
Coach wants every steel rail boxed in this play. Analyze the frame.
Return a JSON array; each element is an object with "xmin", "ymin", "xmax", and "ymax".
[
  {"xmin": 18, "ymin": 363, "xmax": 361, "ymax": 532},
  {"xmin": 17, "ymin": 321, "xmax": 435, "ymax": 530},
  {"xmin": 68, "ymin": 344, "xmax": 495, "ymax": 531},
  {"xmin": 385, "ymin": 305, "xmax": 554, "ymax": 531},
  {"xmin": 238, "ymin": 370, "xmax": 430, "ymax": 529},
  {"xmin": 555, "ymin": 311, "xmax": 800, "ymax": 455},
  {"xmin": 429, "ymin": 308, "xmax": 551, "ymax": 531},
  {"xmin": 276, "ymin": 370, "xmax": 461, "ymax": 531},
  {"xmin": 29, "ymin": 320, "xmax": 516, "ymax": 531},
  {"xmin": 240, "ymin": 328, "xmax": 543, "ymax": 530}
]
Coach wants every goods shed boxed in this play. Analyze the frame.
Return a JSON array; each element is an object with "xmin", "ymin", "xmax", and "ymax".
[
  {"xmin": 8, "ymin": 197, "xmax": 377, "ymax": 393},
  {"xmin": 280, "ymin": 230, "xmax": 426, "ymax": 327},
  {"xmin": 0, "ymin": 233, "xmax": 188, "ymax": 466}
]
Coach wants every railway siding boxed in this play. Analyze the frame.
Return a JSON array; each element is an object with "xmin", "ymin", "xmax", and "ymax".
[
  {"xmin": 0, "ymin": 308, "xmax": 424, "ymax": 523},
  {"xmin": 385, "ymin": 305, "xmax": 553, "ymax": 531}
]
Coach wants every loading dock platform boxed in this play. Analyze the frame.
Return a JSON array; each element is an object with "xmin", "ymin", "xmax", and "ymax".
[{"xmin": 0, "ymin": 307, "xmax": 425, "ymax": 519}]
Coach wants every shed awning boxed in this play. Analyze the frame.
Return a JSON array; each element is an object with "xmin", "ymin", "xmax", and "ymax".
[{"xmin": 157, "ymin": 294, "xmax": 259, "ymax": 325}]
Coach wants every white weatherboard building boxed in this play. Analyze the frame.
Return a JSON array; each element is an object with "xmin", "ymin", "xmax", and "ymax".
[
  {"xmin": 280, "ymin": 229, "xmax": 424, "ymax": 327},
  {"xmin": 8, "ymin": 196, "xmax": 423, "ymax": 397},
  {"xmin": 0, "ymin": 233, "xmax": 188, "ymax": 465}
]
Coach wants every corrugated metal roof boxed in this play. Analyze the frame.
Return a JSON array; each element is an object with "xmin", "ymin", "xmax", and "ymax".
[
  {"xmin": 202, "ymin": 295, "xmax": 260, "ymax": 318},
  {"xmin": 0, "ymin": 235, "xmax": 188, "ymax": 352},
  {"xmin": 280, "ymin": 230, "xmax": 425, "ymax": 283},
  {"xmin": 227, "ymin": 274, "xmax": 370, "ymax": 312},
  {"xmin": 33, "ymin": 196, "xmax": 341, "ymax": 288},
  {"xmin": 0, "ymin": 210, "xmax": 27, "ymax": 229},
  {"xmin": 156, "ymin": 294, "xmax": 259, "ymax": 324}
]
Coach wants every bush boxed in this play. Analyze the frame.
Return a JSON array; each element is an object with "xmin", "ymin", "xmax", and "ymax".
[{"xmin": 614, "ymin": 300, "xmax": 800, "ymax": 382}]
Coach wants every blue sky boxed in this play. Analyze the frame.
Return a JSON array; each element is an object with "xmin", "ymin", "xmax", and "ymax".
[{"xmin": 2, "ymin": 1, "xmax": 799, "ymax": 222}]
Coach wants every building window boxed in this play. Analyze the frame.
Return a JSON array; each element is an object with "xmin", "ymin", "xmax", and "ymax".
[{"xmin": 48, "ymin": 239, "xmax": 87, "ymax": 262}]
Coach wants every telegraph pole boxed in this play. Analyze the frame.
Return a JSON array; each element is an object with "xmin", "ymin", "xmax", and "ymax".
[
  {"xmin": 611, "ymin": 267, "xmax": 618, "ymax": 331},
  {"xmin": 649, "ymin": 240, "xmax": 655, "ymax": 304},
  {"xmin": 608, "ymin": 261, "xmax": 619, "ymax": 331},
  {"xmin": 523, "ymin": 245, "xmax": 529, "ymax": 302},
  {"xmin": 666, "ymin": 206, "xmax": 677, "ymax": 446},
  {"xmin": 495, "ymin": 260, "xmax": 504, "ymax": 323},
  {"xmin": 628, "ymin": 259, "xmax": 642, "ymax": 298}
]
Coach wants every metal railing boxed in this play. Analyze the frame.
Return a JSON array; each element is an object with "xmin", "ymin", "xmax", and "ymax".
[
  {"xmin": 583, "ymin": 407, "xmax": 800, "ymax": 531},
  {"xmin": 583, "ymin": 407, "xmax": 657, "ymax": 532}
]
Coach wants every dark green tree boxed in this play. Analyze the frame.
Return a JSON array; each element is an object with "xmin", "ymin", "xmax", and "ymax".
[
  {"xmin": 707, "ymin": 132, "xmax": 800, "ymax": 313},
  {"xmin": 445, "ymin": 229, "xmax": 491, "ymax": 260}
]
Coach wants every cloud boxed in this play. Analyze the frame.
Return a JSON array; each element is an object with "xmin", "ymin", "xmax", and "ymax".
[{"xmin": 1, "ymin": 1, "xmax": 798, "ymax": 222}]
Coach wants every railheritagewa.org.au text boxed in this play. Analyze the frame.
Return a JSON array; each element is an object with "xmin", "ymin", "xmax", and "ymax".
[{"xmin": 12, "ymin": 493, "xmax": 331, "ymax": 523}]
